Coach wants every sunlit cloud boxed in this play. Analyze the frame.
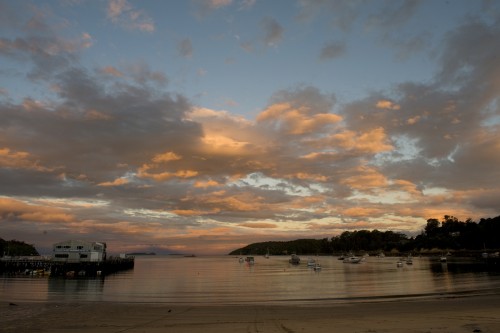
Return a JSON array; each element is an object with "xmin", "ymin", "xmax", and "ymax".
[
  {"xmin": 152, "ymin": 151, "xmax": 182, "ymax": 163},
  {"xmin": 238, "ymin": 222, "xmax": 277, "ymax": 229},
  {"xmin": 341, "ymin": 166, "xmax": 388, "ymax": 190},
  {"xmin": 0, "ymin": 197, "xmax": 75, "ymax": 223},
  {"xmin": 33, "ymin": 198, "xmax": 109, "ymax": 209},
  {"xmin": 107, "ymin": 0, "xmax": 155, "ymax": 32},
  {"xmin": 257, "ymin": 102, "xmax": 342, "ymax": 135},
  {"xmin": 0, "ymin": 147, "xmax": 53, "ymax": 172},
  {"xmin": 98, "ymin": 177, "xmax": 130, "ymax": 187},
  {"xmin": 0, "ymin": 0, "xmax": 498, "ymax": 255},
  {"xmin": 194, "ymin": 179, "xmax": 221, "ymax": 188},
  {"xmin": 376, "ymin": 99, "xmax": 401, "ymax": 110},
  {"xmin": 329, "ymin": 127, "xmax": 393, "ymax": 153}
]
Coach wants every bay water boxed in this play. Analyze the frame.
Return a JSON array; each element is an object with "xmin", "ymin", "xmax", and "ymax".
[{"xmin": 2, "ymin": 255, "xmax": 500, "ymax": 305}]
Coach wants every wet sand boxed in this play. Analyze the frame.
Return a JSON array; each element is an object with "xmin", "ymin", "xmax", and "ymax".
[{"xmin": 2, "ymin": 294, "xmax": 500, "ymax": 333}]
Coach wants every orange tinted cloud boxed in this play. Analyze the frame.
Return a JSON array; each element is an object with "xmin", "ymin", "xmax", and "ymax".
[
  {"xmin": 152, "ymin": 151, "xmax": 182, "ymax": 163},
  {"xmin": 376, "ymin": 99, "xmax": 400, "ymax": 110},
  {"xmin": 171, "ymin": 209, "xmax": 218, "ymax": 216},
  {"xmin": 194, "ymin": 179, "xmax": 221, "ymax": 188},
  {"xmin": 257, "ymin": 102, "xmax": 342, "ymax": 135},
  {"xmin": 98, "ymin": 177, "xmax": 129, "ymax": 187},
  {"xmin": 341, "ymin": 166, "xmax": 388, "ymax": 189},
  {"xmin": 137, "ymin": 151, "xmax": 198, "ymax": 181},
  {"xmin": 331, "ymin": 127, "xmax": 393, "ymax": 153},
  {"xmin": 0, "ymin": 147, "xmax": 52, "ymax": 171},
  {"xmin": 0, "ymin": 197, "xmax": 75, "ymax": 223},
  {"xmin": 138, "ymin": 168, "xmax": 198, "ymax": 181},
  {"xmin": 342, "ymin": 207, "xmax": 382, "ymax": 218},
  {"xmin": 238, "ymin": 222, "xmax": 277, "ymax": 229}
]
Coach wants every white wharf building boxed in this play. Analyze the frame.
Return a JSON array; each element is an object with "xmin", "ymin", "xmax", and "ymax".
[{"xmin": 52, "ymin": 240, "xmax": 107, "ymax": 263}]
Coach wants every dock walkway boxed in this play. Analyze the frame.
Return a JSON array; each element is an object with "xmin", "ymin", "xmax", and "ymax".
[{"xmin": 0, "ymin": 257, "xmax": 134, "ymax": 277}]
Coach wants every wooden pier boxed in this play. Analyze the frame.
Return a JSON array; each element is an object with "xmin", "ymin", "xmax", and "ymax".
[{"xmin": 0, "ymin": 257, "xmax": 134, "ymax": 278}]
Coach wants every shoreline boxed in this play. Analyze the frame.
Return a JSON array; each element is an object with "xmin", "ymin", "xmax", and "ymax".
[{"xmin": 2, "ymin": 293, "xmax": 500, "ymax": 332}]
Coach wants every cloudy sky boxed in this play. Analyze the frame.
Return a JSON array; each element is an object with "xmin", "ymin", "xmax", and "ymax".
[{"xmin": 1, "ymin": 0, "xmax": 499, "ymax": 255}]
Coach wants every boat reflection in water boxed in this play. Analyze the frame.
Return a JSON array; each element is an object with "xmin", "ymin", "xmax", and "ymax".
[{"xmin": 2, "ymin": 255, "xmax": 500, "ymax": 304}]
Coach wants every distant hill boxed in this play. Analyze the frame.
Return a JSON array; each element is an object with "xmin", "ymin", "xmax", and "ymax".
[
  {"xmin": 126, "ymin": 252, "xmax": 156, "ymax": 256},
  {"xmin": 0, "ymin": 238, "xmax": 39, "ymax": 256},
  {"xmin": 229, "ymin": 215, "xmax": 500, "ymax": 256},
  {"xmin": 229, "ymin": 239, "xmax": 333, "ymax": 256}
]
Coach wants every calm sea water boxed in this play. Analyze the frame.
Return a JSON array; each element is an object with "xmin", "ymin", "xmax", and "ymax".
[{"xmin": 2, "ymin": 255, "xmax": 500, "ymax": 305}]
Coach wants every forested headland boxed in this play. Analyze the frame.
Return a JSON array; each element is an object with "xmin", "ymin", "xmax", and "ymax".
[
  {"xmin": 229, "ymin": 215, "xmax": 500, "ymax": 256},
  {"xmin": 0, "ymin": 238, "xmax": 39, "ymax": 257}
]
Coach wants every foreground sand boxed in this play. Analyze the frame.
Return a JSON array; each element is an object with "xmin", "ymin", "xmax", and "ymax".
[{"xmin": 2, "ymin": 294, "xmax": 500, "ymax": 333}]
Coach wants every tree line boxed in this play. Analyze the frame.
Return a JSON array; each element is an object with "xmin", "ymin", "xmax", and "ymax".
[
  {"xmin": 0, "ymin": 238, "xmax": 39, "ymax": 257},
  {"xmin": 229, "ymin": 215, "xmax": 500, "ymax": 256}
]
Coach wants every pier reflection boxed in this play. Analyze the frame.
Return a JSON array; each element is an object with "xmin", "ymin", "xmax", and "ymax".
[{"xmin": 48, "ymin": 276, "xmax": 105, "ymax": 301}]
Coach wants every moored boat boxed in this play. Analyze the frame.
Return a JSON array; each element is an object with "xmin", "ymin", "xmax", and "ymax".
[
  {"xmin": 307, "ymin": 258, "xmax": 316, "ymax": 267},
  {"xmin": 289, "ymin": 254, "xmax": 300, "ymax": 265},
  {"xmin": 343, "ymin": 255, "xmax": 362, "ymax": 264}
]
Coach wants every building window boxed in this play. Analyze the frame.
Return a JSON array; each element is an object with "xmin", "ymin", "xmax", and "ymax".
[
  {"xmin": 79, "ymin": 254, "xmax": 88, "ymax": 259},
  {"xmin": 55, "ymin": 254, "xmax": 69, "ymax": 258}
]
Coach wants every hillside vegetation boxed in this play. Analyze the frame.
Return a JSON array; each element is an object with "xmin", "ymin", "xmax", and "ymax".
[
  {"xmin": 229, "ymin": 215, "xmax": 500, "ymax": 256},
  {"xmin": 0, "ymin": 238, "xmax": 39, "ymax": 257}
]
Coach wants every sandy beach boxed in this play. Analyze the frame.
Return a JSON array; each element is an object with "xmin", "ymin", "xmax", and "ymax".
[{"xmin": 2, "ymin": 293, "xmax": 500, "ymax": 333}]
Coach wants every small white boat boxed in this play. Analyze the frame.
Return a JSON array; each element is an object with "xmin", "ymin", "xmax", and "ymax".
[
  {"xmin": 313, "ymin": 263, "xmax": 322, "ymax": 271},
  {"xmin": 238, "ymin": 257, "xmax": 244, "ymax": 263},
  {"xmin": 343, "ymin": 256, "xmax": 362, "ymax": 264},
  {"xmin": 405, "ymin": 256, "xmax": 413, "ymax": 265},
  {"xmin": 245, "ymin": 256, "xmax": 255, "ymax": 265},
  {"xmin": 397, "ymin": 260, "xmax": 403, "ymax": 267},
  {"xmin": 307, "ymin": 258, "xmax": 316, "ymax": 267}
]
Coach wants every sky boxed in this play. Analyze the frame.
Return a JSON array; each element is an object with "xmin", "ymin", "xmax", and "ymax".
[{"xmin": 1, "ymin": 0, "xmax": 499, "ymax": 255}]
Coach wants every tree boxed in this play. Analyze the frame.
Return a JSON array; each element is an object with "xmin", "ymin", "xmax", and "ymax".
[{"xmin": 425, "ymin": 218, "xmax": 440, "ymax": 236}]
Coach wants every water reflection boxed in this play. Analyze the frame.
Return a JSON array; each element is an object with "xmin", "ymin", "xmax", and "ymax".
[
  {"xmin": 2, "ymin": 256, "xmax": 500, "ymax": 304},
  {"xmin": 47, "ymin": 277, "xmax": 105, "ymax": 302},
  {"xmin": 429, "ymin": 257, "xmax": 500, "ymax": 274}
]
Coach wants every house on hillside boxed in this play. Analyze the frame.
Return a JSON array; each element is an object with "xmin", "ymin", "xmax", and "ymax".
[{"xmin": 52, "ymin": 240, "xmax": 107, "ymax": 263}]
